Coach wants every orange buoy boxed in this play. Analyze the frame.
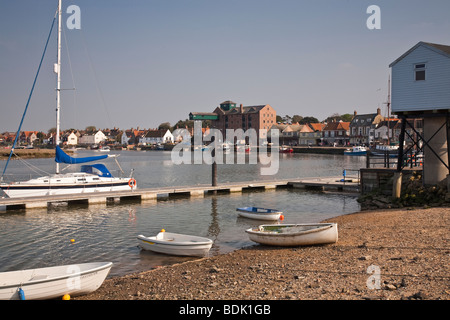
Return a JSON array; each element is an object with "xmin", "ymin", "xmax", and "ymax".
[
  {"xmin": 279, "ymin": 215, "xmax": 284, "ymax": 221},
  {"xmin": 128, "ymin": 178, "xmax": 136, "ymax": 188}
]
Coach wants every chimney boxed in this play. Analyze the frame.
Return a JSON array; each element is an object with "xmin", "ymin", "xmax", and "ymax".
[
  {"xmin": 377, "ymin": 108, "xmax": 381, "ymax": 115},
  {"xmin": 354, "ymin": 110, "xmax": 357, "ymax": 116},
  {"xmin": 240, "ymin": 104, "xmax": 244, "ymax": 113}
]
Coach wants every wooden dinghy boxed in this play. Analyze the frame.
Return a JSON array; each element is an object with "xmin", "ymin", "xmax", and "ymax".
[
  {"xmin": 245, "ymin": 223, "xmax": 338, "ymax": 246},
  {"xmin": 137, "ymin": 231, "xmax": 213, "ymax": 257},
  {"xmin": 236, "ymin": 207, "xmax": 284, "ymax": 221},
  {"xmin": 0, "ymin": 261, "xmax": 112, "ymax": 300}
]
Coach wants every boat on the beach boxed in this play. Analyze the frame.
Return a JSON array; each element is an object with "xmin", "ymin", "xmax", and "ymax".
[
  {"xmin": 0, "ymin": 261, "xmax": 112, "ymax": 300},
  {"xmin": 245, "ymin": 223, "xmax": 338, "ymax": 246},
  {"xmin": 236, "ymin": 207, "xmax": 283, "ymax": 221},
  {"xmin": 137, "ymin": 231, "xmax": 213, "ymax": 257},
  {"xmin": 344, "ymin": 146, "xmax": 367, "ymax": 156}
]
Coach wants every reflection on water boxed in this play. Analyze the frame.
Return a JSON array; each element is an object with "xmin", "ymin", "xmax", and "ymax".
[
  {"xmin": 1, "ymin": 150, "xmax": 366, "ymax": 187},
  {"xmin": 0, "ymin": 189, "xmax": 360, "ymax": 277},
  {"xmin": 0, "ymin": 152, "xmax": 364, "ymax": 277}
]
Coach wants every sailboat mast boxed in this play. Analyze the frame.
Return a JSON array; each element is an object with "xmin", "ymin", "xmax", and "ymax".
[{"xmin": 55, "ymin": 0, "xmax": 62, "ymax": 174}]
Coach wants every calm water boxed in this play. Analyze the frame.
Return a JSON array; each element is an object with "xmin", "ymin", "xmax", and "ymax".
[{"xmin": 0, "ymin": 151, "xmax": 365, "ymax": 277}]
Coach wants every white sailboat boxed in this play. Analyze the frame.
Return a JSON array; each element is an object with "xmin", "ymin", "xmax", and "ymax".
[{"xmin": 0, "ymin": 1, "xmax": 136, "ymax": 198}]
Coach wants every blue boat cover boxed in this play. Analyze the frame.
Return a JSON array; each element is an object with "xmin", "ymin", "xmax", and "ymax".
[
  {"xmin": 55, "ymin": 146, "xmax": 108, "ymax": 164},
  {"xmin": 80, "ymin": 164, "xmax": 113, "ymax": 177}
]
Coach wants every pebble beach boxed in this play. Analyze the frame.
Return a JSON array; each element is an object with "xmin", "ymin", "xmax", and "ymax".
[{"xmin": 76, "ymin": 207, "xmax": 449, "ymax": 301}]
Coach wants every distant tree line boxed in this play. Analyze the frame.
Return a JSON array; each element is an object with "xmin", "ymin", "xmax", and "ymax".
[
  {"xmin": 158, "ymin": 119, "xmax": 210, "ymax": 131},
  {"xmin": 276, "ymin": 112, "xmax": 354, "ymax": 125}
]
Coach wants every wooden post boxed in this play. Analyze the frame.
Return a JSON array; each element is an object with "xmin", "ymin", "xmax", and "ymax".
[
  {"xmin": 446, "ymin": 114, "xmax": 450, "ymax": 198},
  {"xmin": 447, "ymin": 113, "xmax": 450, "ymax": 175},
  {"xmin": 397, "ymin": 117, "xmax": 406, "ymax": 172},
  {"xmin": 211, "ymin": 136, "xmax": 217, "ymax": 187},
  {"xmin": 393, "ymin": 171, "xmax": 402, "ymax": 199}
]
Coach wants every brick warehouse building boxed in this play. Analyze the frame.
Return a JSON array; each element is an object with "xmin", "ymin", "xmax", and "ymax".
[{"xmin": 189, "ymin": 100, "xmax": 277, "ymax": 142}]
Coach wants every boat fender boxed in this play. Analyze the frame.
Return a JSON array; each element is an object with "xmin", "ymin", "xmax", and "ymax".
[
  {"xmin": 19, "ymin": 288, "xmax": 25, "ymax": 300},
  {"xmin": 128, "ymin": 178, "xmax": 136, "ymax": 188}
]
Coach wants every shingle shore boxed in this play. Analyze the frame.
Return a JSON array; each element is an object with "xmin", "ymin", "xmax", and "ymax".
[{"xmin": 76, "ymin": 207, "xmax": 449, "ymax": 300}]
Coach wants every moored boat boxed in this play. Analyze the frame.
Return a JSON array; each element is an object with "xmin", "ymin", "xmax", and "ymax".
[
  {"xmin": 369, "ymin": 144, "xmax": 399, "ymax": 157},
  {"xmin": 98, "ymin": 146, "xmax": 111, "ymax": 152},
  {"xmin": 280, "ymin": 146, "xmax": 293, "ymax": 153},
  {"xmin": 137, "ymin": 231, "xmax": 213, "ymax": 257},
  {"xmin": 245, "ymin": 223, "xmax": 338, "ymax": 246},
  {"xmin": 344, "ymin": 146, "xmax": 367, "ymax": 156},
  {"xmin": 0, "ymin": 261, "xmax": 112, "ymax": 300},
  {"xmin": 237, "ymin": 207, "xmax": 283, "ymax": 221},
  {"xmin": 222, "ymin": 143, "xmax": 231, "ymax": 152},
  {"xmin": 0, "ymin": 147, "xmax": 136, "ymax": 198}
]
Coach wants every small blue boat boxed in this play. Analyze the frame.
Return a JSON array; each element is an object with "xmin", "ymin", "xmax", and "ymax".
[
  {"xmin": 236, "ymin": 207, "xmax": 283, "ymax": 221},
  {"xmin": 344, "ymin": 146, "xmax": 367, "ymax": 156}
]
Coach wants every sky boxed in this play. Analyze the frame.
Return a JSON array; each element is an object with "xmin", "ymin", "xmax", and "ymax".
[{"xmin": 1, "ymin": 0, "xmax": 450, "ymax": 132}]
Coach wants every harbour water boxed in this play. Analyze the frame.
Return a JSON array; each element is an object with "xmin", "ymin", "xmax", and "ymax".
[{"xmin": 0, "ymin": 150, "xmax": 365, "ymax": 277}]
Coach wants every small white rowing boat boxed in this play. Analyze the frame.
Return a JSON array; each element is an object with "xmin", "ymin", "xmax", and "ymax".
[
  {"xmin": 236, "ymin": 207, "xmax": 284, "ymax": 221},
  {"xmin": 137, "ymin": 231, "xmax": 213, "ymax": 257},
  {"xmin": 0, "ymin": 261, "xmax": 112, "ymax": 300},
  {"xmin": 246, "ymin": 223, "xmax": 338, "ymax": 246}
]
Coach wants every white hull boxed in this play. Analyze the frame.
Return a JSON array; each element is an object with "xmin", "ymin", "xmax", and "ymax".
[
  {"xmin": 246, "ymin": 223, "xmax": 338, "ymax": 246},
  {"xmin": 238, "ymin": 211, "xmax": 281, "ymax": 220},
  {"xmin": 237, "ymin": 207, "xmax": 282, "ymax": 221},
  {"xmin": 1, "ymin": 173, "xmax": 134, "ymax": 198},
  {"xmin": 0, "ymin": 262, "xmax": 112, "ymax": 300},
  {"xmin": 137, "ymin": 232, "xmax": 213, "ymax": 257},
  {"xmin": 344, "ymin": 146, "xmax": 367, "ymax": 156}
]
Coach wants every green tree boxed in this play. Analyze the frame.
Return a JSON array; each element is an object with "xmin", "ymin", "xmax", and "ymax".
[
  {"xmin": 85, "ymin": 126, "xmax": 96, "ymax": 133},
  {"xmin": 292, "ymin": 115, "xmax": 303, "ymax": 124},
  {"xmin": 341, "ymin": 113, "xmax": 354, "ymax": 122},
  {"xmin": 158, "ymin": 122, "xmax": 171, "ymax": 131},
  {"xmin": 299, "ymin": 116, "xmax": 319, "ymax": 124},
  {"xmin": 172, "ymin": 119, "xmax": 194, "ymax": 131},
  {"xmin": 324, "ymin": 113, "xmax": 353, "ymax": 123}
]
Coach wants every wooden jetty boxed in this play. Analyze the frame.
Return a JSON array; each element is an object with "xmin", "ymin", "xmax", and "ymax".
[{"xmin": 0, "ymin": 176, "xmax": 359, "ymax": 211}]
